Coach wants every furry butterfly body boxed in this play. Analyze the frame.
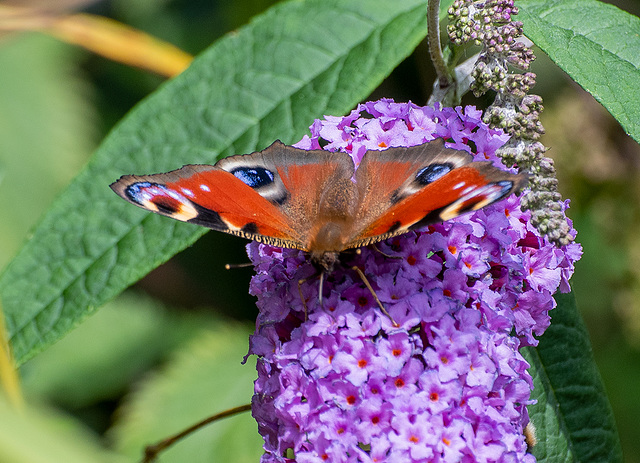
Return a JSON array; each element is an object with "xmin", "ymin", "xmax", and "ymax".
[{"xmin": 111, "ymin": 139, "xmax": 526, "ymax": 269}]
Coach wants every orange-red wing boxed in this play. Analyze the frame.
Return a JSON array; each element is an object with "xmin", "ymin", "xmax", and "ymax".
[
  {"xmin": 353, "ymin": 166, "xmax": 496, "ymax": 238},
  {"xmin": 111, "ymin": 166, "xmax": 301, "ymax": 248},
  {"xmin": 347, "ymin": 140, "xmax": 526, "ymax": 248},
  {"xmin": 173, "ymin": 168, "xmax": 299, "ymax": 242},
  {"xmin": 111, "ymin": 141, "xmax": 357, "ymax": 251}
]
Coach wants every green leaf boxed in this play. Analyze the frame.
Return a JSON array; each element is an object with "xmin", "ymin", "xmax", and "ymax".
[
  {"xmin": 0, "ymin": 397, "xmax": 125, "ymax": 463},
  {"xmin": 21, "ymin": 293, "xmax": 213, "ymax": 408},
  {"xmin": 518, "ymin": 0, "xmax": 640, "ymax": 144},
  {"xmin": 110, "ymin": 325, "xmax": 260, "ymax": 462},
  {"xmin": 523, "ymin": 292, "xmax": 623, "ymax": 463},
  {"xmin": 0, "ymin": 34, "xmax": 96, "ymax": 269},
  {"xmin": 0, "ymin": 0, "xmax": 431, "ymax": 364}
]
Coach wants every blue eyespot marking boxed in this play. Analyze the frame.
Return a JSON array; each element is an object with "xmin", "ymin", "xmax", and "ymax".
[
  {"xmin": 416, "ymin": 163, "xmax": 453, "ymax": 185},
  {"xmin": 125, "ymin": 182, "xmax": 186, "ymax": 207},
  {"xmin": 231, "ymin": 166, "xmax": 275, "ymax": 189},
  {"xmin": 125, "ymin": 181, "xmax": 154, "ymax": 203}
]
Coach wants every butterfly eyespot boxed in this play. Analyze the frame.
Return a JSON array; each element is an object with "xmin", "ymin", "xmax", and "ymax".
[
  {"xmin": 476, "ymin": 180, "xmax": 516, "ymax": 205},
  {"xmin": 125, "ymin": 182, "xmax": 182, "ymax": 205},
  {"xmin": 124, "ymin": 181, "xmax": 154, "ymax": 203},
  {"xmin": 231, "ymin": 166, "xmax": 275, "ymax": 189},
  {"xmin": 123, "ymin": 182, "xmax": 198, "ymax": 220},
  {"xmin": 415, "ymin": 163, "xmax": 453, "ymax": 185}
]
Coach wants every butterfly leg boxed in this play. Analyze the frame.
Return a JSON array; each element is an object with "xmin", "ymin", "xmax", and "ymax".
[
  {"xmin": 318, "ymin": 270, "xmax": 328, "ymax": 308},
  {"xmin": 298, "ymin": 271, "xmax": 323, "ymax": 320},
  {"xmin": 351, "ymin": 266, "xmax": 398, "ymax": 327},
  {"xmin": 297, "ymin": 277, "xmax": 310, "ymax": 320},
  {"xmin": 371, "ymin": 243, "xmax": 403, "ymax": 260}
]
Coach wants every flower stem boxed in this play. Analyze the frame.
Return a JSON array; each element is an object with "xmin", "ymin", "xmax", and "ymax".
[
  {"xmin": 142, "ymin": 404, "xmax": 252, "ymax": 462},
  {"xmin": 427, "ymin": 0, "xmax": 452, "ymax": 88}
]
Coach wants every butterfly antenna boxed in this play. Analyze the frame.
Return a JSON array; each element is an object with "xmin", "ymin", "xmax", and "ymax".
[
  {"xmin": 351, "ymin": 266, "xmax": 398, "ymax": 327},
  {"xmin": 297, "ymin": 275, "xmax": 316, "ymax": 321},
  {"xmin": 224, "ymin": 262, "xmax": 253, "ymax": 270},
  {"xmin": 318, "ymin": 269, "xmax": 325, "ymax": 308},
  {"xmin": 297, "ymin": 270, "xmax": 326, "ymax": 321}
]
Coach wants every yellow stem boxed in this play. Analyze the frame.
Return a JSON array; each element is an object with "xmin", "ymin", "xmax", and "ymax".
[
  {"xmin": 0, "ymin": 6, "xmax": 193, "ymax": 78},
  {"xmin": 0, "ymin": 299, "xmax": 23, "ymax": 409}
]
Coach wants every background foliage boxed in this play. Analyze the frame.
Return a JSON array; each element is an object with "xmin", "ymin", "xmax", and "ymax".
[{"xmin": 0, "ymin": 0, "xmax": 638, "ymax": 461}]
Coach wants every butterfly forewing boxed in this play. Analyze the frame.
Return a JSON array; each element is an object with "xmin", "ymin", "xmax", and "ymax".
[
  {"xmin": 110, "ymin": 141, "xmax": 356, "ymax": 251},
  {"xmin": 111, "ymin": 165, "xmax": 303, "ymax": 247},
  {"xmin": 346, "ymin": 139, "xmax": 525, "ymax": 248}
]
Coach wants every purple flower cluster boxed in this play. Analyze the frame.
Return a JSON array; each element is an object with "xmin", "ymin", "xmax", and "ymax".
[{"xmin": 248, "ymin": 100, "xmax": 582, "ymax": 462}]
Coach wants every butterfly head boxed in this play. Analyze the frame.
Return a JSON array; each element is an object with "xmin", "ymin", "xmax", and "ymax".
[{"xmin": 310, "ymin": 249, "xmax": 341, "ymax": 272}]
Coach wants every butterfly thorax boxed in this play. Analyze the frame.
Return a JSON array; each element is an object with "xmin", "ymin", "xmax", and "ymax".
[
  {"xmin": 306, "ymin": 178, "xmax": 359, "ymax": 270},
  {"xmin": 308, "ymin": 221, "xmax": 351, "ymax": 268}
]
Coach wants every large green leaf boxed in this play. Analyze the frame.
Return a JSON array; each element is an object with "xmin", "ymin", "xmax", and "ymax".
[
  {"xmin": 518, "ymin": 0, "xmax": 640, "ymax": 144},
  {"xmin": 0, "ymin": 35, "xmax": 96, "ymax": 269},
  {"xmin": 21, "ymin": 293, "xmax": 213, "ymax": 408},
  {"xmin": 0, "ymin": 398, "xmax": 125, "ymax": 463},
  {"xmin": 0, "ymin": 0, "xmax": 431, "ymax": 364},
  {"xmin": 523, "ymin": 292, "xmax": 622, "ymax": 463},
  {"xmin": 110, "ymin": 325, "xmax": 260, "ymax": 462}
]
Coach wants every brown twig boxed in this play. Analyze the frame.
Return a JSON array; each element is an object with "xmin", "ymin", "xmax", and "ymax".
[{"xmin": 142, "ymin": 403, "xmax": 253, "ymax": 463}]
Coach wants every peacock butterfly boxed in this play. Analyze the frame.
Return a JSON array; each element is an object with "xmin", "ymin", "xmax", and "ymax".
[{"xmin": 110, "ymin": 138, "xmax": 526, "ymax": 270}]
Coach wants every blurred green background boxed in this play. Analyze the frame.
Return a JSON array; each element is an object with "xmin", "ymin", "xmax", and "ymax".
[{"xmin": 1, "ymin": 0, "xmax": 639, "ymax": 461}]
